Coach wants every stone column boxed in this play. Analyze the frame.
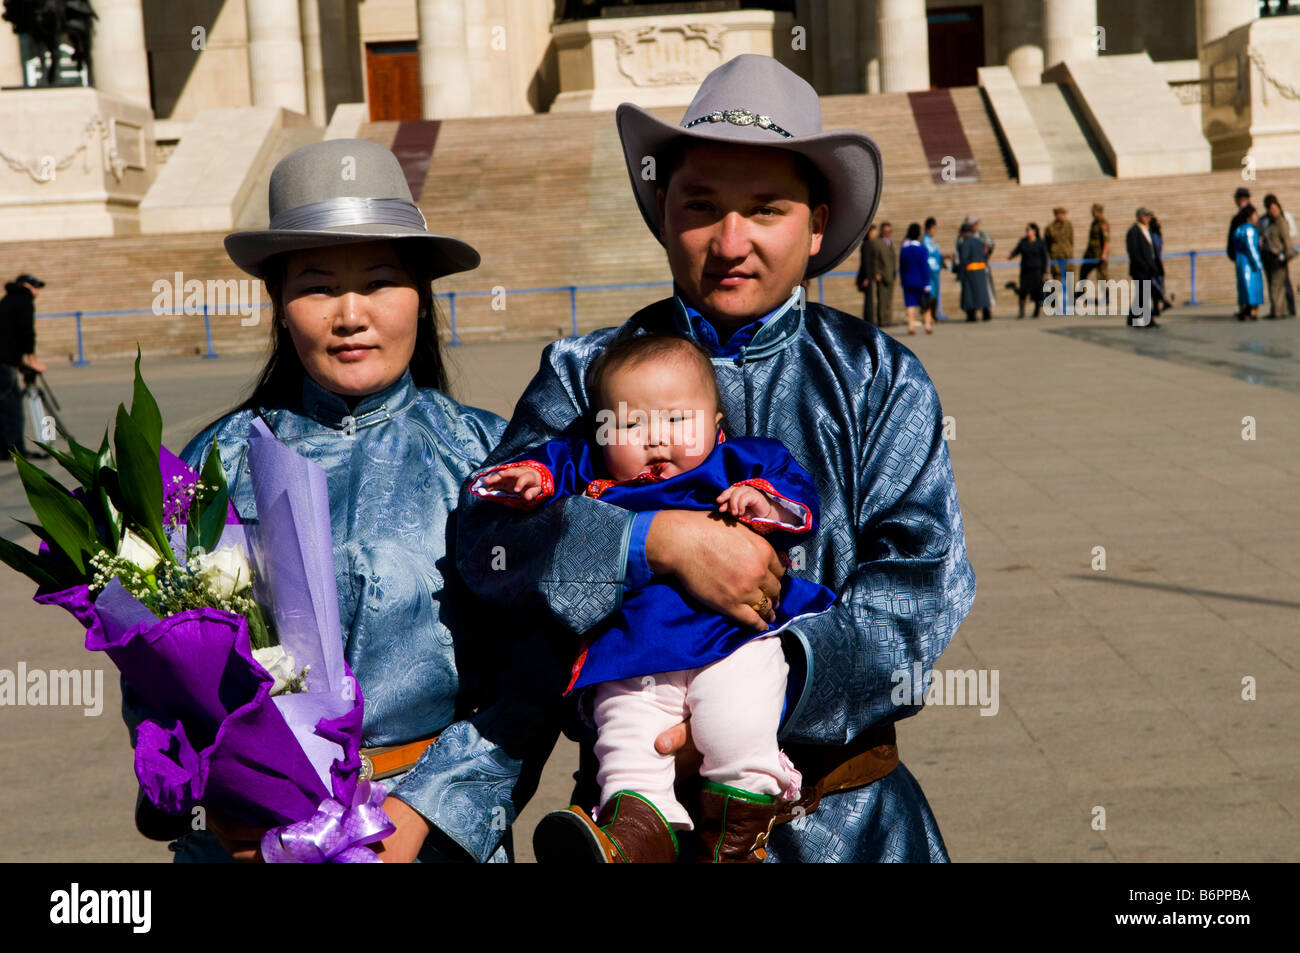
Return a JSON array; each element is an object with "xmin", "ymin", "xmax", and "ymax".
[
  {"xmin": 247, "ymin": 0, "xmax": 308, "ymax": 114},
  {"xmin": 1196, "ymin": 0, "xmax": 1256, "ymax": 48},
  {"xmin": 878, "ymin": 0, "xmax": 929, "ymax": 93},
  {"xmin": 1042, "ymin": 0, "xmax": 1097, "ymax": 69},
  {"xmin": 0, "ymin": 22, "xmax": 23, "ymax": 87},
  {"xmin": 90, "ymin": 0, "xmax": 152, "ymax": 105},
  {"xmin": 858, "ymin": 0, "xmax": 880, "ymax": 93},
  {"xmin": 417, "ymin": 0, "xmax": 471, "ymax": 119},
  {"xmin": 1002, "ymin": 0, "xmax": 1044, "ymax": 85}
]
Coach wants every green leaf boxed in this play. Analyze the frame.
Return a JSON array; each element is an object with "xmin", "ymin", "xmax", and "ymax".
[
  {"xmin": 189, "ymin": 438, "xmax": 231, "ymax": 555},
  {"xmin": 0, "ymin": 534, "xmax": 80, "ymax": 591},
  {"xmin": 34, "ymin": 440, "xmax": 94, "ymax": 489},
  {"xmin": 129, "ymin": 348, "xmax": 163, "ymax": 456},
  {"xmin": 113, "ymin": 405, "xmax": 171, "ymax": 562},
  {"xmin": 11, "ymin": 454, "xmax": 101, "ymax": 575}
]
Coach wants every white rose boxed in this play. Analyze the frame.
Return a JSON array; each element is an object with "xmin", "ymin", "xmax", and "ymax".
[
  {"xmin": 117, "ymin": 528, "xmax": 161, "ymax": 572},
  {"xmin": 191, "ymin": 544, "xmax": 253, "ymax": 600},
  {"xmin": 251, "ymin": 645, "xmax": 297, "ymax": 695}
]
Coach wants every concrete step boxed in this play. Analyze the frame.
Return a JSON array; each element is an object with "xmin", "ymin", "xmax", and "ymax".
[
  {"xmin": 1021, "ymin": 83, "xmax": 1111, "ymax": 182},
  {"xmin": 232, "ymin": 125, "xmax": 325, "ymax": 230}
]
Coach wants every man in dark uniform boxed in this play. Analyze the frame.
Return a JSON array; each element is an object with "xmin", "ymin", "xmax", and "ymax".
[
  {"xmin": 856, "ymin": 223, "xmax": 878, "ymax": 324},
  {"xmin": 0, "ymin": 274, "xmax": 47, "ymax": 459},
  {"xmin": 1079, "ymin": 203, "xmax": 1109, "ymax": 308}
]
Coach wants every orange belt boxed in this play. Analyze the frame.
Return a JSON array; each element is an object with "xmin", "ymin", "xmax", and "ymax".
[
  {"xmin": 964, "ymin": 262, "xmax": 987, "ymax": 270},
  {"xmin": 360, "ymin": 733, "xmax": 440, "ymax": 781}
]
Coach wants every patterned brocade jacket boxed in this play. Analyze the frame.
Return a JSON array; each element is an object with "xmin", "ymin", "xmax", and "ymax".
[
  {"xmin": 141, "ymin": 369, "xmax": 566, "ymax": 863},
  {"xmin": 456, "ymin": 295, "xmax": 978, "ymax": 862}
]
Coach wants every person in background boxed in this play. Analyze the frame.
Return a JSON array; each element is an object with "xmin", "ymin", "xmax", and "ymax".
[
  {"xmin": 871, "ymin": 221, "xmax": 897, "ymax": 328},
  {"xmin": 1046, "ymin": 207, "xmax": 1075, "ymax": 288},
  {"xmin": 922, "ymin": 217, "xmax": 948, "ymax": 322},
  {"xmin": 1007, "ymin": 223, "xmax": 1049, "ymax": 319},
  {"xmin": 855, "ymin": 223, "xmax": 878, "ymax": 325},
  {"xmin": 900, "ymin": 222, "xmax": 933, "ymax": 335},
  {"xmin": 954, "ymin": 221, "xmax": 991, "ymax": 322},
  {"xmin": 1148, "ymin": 214, "xmax": 1173, "ymax": 315},
  {"xmin": 1231, "ymin": 203, "xmax": 1265, "ymax": 321},
  {"xmin": 0, "ymin": 274, "xmax": 49, "ymax": 460},
  {"xmin": 1260, "ymin": 193, "xmax": 1297, "ymax": 319},
  {"xmin": 1079, "ymin": 203, "xmax": 1110, "ymax": 309},
  {"xmin": 1125, "ymin": 207, "xmax": 1161, "ymax": 329},
  {"xmin": 1226, "ymin": 186, "xmax": 1252, "ymax": 261}
]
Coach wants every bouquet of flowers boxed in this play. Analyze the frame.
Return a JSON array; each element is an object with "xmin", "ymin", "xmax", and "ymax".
[{"xmin": 0, "ymin": 355, "xmax": 392, "ymax": 862}]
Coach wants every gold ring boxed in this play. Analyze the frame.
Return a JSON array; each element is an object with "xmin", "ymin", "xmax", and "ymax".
[{"xmin": 751, "ymin": 593, "xmax": 771, "ymax": 615}]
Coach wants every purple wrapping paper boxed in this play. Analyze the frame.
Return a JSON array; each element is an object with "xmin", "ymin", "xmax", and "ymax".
[{"xmin": 31, "ymin": 433, "xmax": 379, "ymax": 855}]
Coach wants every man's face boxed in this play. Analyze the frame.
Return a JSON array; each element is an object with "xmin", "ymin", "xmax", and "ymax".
[
  {"xmin": 657, "ymin": 142, "xmax": 827, "ymax": 326},
  {"xmin": 24, "ymin": 283, "xmax": 39, "ymax": 300},
  {"xmin": 1138, "ymin": 213, "xmax": 1151, "ymax": 227},
  {"xmin": 881, "ymin": 224, "xmax": 892, "ymax": 240}
]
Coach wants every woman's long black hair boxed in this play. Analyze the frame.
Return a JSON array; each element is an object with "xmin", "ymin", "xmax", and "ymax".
[{"xmin": 227, "ymin": 240, "xmax": 451, "ymax": 419}]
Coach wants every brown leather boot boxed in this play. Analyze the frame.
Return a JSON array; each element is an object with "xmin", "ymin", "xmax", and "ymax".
[
  {"xmin": 532, "ymin": 791, "xmax": 678, "ymax": 863},
  {"xmin": 695, "ymin": 781, "xmax": 783, "ymax": 863}
]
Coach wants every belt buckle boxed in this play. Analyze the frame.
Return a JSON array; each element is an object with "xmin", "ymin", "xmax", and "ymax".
[{"xmin": 360, "ymin": 752, "xmax": 375, "ymax": 781}]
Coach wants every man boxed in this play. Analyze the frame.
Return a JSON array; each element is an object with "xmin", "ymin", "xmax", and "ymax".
[
  {"xmin": 456, "ymin": 55, "xmax": 975, "ymax": 863},
  {"xmin": 1226, "ymin": 186, "xmax": 1251, "ymax": 260},
  {"xmin": 1045, "ymin": 207, "xmax": 1074, "ymax": 288},
  {"xmin": 871, "ymin": 221, "xmax": 897, "ymax": 327},
  {"xmin": 0, "ymin": 274, "xmax": 48, "ymax": 459},
  {"xmin": 1260, "ymin": 193, "xmax": 1297, "ymax": 319},
  {"xmin": 963, "ymin": 215, "xmax": 996, "ymax": 305},
  {"xmin": 1125, "ymin": 207, "xmax": 1159, "ymax": 328},
  {"xmin": 855, "ymin": 223, "xmax": 878, "ymax": 324},
  {"xmin": 1079, "ymin": 203, "xmax": 1109, "ymax": 308}
]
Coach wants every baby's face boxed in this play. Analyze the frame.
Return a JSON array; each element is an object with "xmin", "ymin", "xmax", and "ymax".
[{"xmin": 594, "ymin": 357, "xmax": 723, "ymax": 481}]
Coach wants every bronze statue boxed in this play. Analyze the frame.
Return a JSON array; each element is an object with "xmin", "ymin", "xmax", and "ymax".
[{"xmin": 2, "ymin": 0, "xmax": 97, "ymax": 87}]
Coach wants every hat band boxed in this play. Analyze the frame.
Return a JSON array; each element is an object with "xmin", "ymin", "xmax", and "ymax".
[
  {"xmin": 269, "ymin": 196, "xmax": 428, "ymax": 232},
  {"xmin": 683, "ymin": 108, "xmax": 794, "ymax": 139}
]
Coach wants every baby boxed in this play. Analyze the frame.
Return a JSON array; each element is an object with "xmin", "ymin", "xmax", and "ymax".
[{"xmin": 469, "ymin": 333, "xmax": 834, "ymax": 862}]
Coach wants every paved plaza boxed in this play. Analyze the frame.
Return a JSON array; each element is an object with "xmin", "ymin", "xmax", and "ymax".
[{"xmin": 1, "ymin": 306, "xmax": 1297, "ymax": 862}]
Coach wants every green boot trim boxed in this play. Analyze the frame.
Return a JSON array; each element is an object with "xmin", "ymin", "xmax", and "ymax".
[
  {"xmin": 700, "ymin": 781, "xmax": 778, "ymax": 804},
  {"xmin": 603, "ymin": 791, "xmax": 680, "ymax": 858}
]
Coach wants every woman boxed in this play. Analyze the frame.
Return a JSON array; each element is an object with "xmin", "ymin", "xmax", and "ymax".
[
  {"xmin": 954, "ymin": 221, "xmax": 992, "ymax": 321},
  {"xmin": 1261, "ymin": 194, "xmax": 1296, "ymax": 318},
  {"xmin": 127, "ymin": 139, "xmax": 559, "ymax": 863},
  {"xmin": 921, "ymin": 217, "xmax": 947, "ymax": 323},
  {"xmin": 899, "ymin": 222, "xmax": 932, "ymax": 334},
  {"xmin": 1007, "ymin": 223, "xmax": 1048, "ymax": 318},
  {"xmin": 1232, "ymin": 204, "xmax": 1266, "ymax": 320}
]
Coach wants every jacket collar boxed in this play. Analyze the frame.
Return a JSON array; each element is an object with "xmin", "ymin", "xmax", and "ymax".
[
  {"xmin": 292, "ymin": 368, "xmax": 420, "ymax": 435},
  {"xmin": 670, "ymin": 285, "xmax": 804, "ymax": 365}
]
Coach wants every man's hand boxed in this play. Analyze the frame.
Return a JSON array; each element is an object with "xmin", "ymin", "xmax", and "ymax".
[
  {"xmin": 21, "ymin": 354, "xmax": 46, "ymax": 374},
  {"xmin": 478, "ymin": 465, "xmax": 547, "ymax": 506},
  {"xmin": 646, "ymin": 510, "xmax": 784, "ymax": 630},
  {"xmin": 371, "ymin": 795, "xmax": 432, "ymax": 863}
]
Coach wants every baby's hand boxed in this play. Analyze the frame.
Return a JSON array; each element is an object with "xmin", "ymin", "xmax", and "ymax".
[
  {"xmin": 480, "ymin": 465, "xmax": 546, "ymax": 506},
  {"xmin": 716, "ymin": 484, "xmax": 773, "ymax": 522}
]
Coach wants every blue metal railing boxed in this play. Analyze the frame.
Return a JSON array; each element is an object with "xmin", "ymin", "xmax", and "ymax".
[{"xmin": 31, "ymin": 245, "xmax": 1295, "ymax": 363}]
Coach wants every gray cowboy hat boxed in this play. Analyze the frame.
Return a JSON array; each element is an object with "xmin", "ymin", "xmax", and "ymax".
[
  {"xmin": 615, "ymin": 54, "xmax": 882, "ymax": 280},
  {"xmin": 224, "ymin": 138, "xmax": 479, "ymax": 280}
]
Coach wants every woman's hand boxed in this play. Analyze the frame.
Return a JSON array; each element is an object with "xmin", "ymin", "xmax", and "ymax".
[
  {"xmin": 206, "ymin": 809, "xmax": 267, "ymax": 863},
  {"xmin": 655, "ymin": 720, "xmax": 702, "ymax": 778},
  {"xmin": 646, "ymin": 510, "xmax": 784, "ymax": 630},
  {"xmin": 371, "ymin": 795, "xmax": 432, "ymax": 863}
]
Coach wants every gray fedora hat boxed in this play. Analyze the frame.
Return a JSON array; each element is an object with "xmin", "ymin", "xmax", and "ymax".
[
  {"xmin": 616, "ymin": 54, "xmax": 882, "ymax": 280},
  {"xmin": 224, "ymin": 138, "xmax": 479, "ymax": 280}
]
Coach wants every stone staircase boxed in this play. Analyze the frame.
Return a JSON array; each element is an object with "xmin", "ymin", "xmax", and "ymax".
[
  {"xmin": 3, "ymin": 87, "xmax": 1298, "ymax": 365},
  {"xmin": 1019, "ymin": 83, "xmax": 1111, "ymax": 182}
]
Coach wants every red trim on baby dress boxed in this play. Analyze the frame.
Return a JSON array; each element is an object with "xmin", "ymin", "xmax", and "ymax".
[{"xmin": 468, "ymin": 459, "xmax": 555, "ymax": 509}]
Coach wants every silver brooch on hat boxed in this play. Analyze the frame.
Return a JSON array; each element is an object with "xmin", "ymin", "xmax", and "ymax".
[{"xmin": 684, "ymin": 109, "xmax": 794, "ymax": 139}]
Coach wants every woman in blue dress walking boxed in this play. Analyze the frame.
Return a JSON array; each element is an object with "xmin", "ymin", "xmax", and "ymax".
[{"xmin": 1233, "ymin": 204, "xmax": 1266, "ymax": 321}]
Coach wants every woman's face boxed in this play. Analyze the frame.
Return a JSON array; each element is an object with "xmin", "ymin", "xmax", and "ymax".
[{"xmin": 279, "ymin": 241, "xmax": 421, "ymax": 398}]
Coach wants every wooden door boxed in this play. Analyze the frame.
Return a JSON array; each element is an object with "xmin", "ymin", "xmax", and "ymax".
[
  {"xmin": 926, "ymin": 6, "xmax": 985, "ymax": 89},
  {"xmin": 366, "ymin": 42, "xmax": 422, "ymax": 122}
]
